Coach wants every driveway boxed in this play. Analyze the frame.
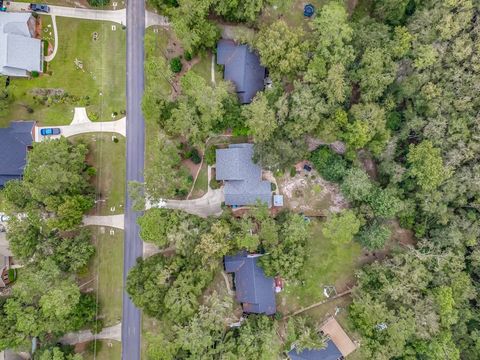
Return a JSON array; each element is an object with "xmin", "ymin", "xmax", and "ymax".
[
  {"xmin": 147, "ymin": 188, "xmax": 224, "ymax": 218},
  {"xmin": 36, "ymin": 108, "xmax": 126, "ymax": 141},
  {"xmin": 83, "ymin": 215, "xmax": 125, "ymax": 230},
  {"xmin": 60, "ymin": 323, "xmax": 121, "ymax": 345},
  {"xmin": 7, "ymin": 2, "xmax": 169, "ymax": 28}
]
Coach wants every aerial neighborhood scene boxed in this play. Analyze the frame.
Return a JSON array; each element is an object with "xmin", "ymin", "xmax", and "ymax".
[{"xmin": 0, "ymin": 0, "xmax": 479, "ymax": 359}]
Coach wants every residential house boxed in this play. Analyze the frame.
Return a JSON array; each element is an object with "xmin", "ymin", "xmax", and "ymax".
[
  {"xmin": 216, "ymin": 143, "xmax": 272, "ymax": 207},
  {"xmin": 288, "ymin": 317, "xmax": 357, "ymax": 360},
  {"xmin": 217, "ymin": 39, "xmax": 266, "ymax": 104},
  {"xmin": 0, "ymin": 121, "xmax": 35, "ymax": 187},
  {"xmin": 0, "ymin": 12, "xmax": 43, "ymax": 77},
  {"xmin": 224, "ymin": 251, "xmax": 276, "ymax": 315}
]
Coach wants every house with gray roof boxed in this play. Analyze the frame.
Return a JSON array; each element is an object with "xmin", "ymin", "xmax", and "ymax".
[
  {"xmin": 0, "ymin": 121, "xmax": 35, "ymax": 187},
  {"xmin": 217, "ymin": 39, "xmax": 266, "ymax": 104},
  {"xmin": 216, "ymin": 143, "xmax": 272, "ymax": 207},
  {"xmin": 287, "ymin": 341, "xmax": 343, "ymax": 360},
  {"xmin": 224, "ymin": 251, "xmax": 276, "ymax": 315},
  {"xmin": 0, "ymin": 12, "xmax": 43, "ymax": 77}
]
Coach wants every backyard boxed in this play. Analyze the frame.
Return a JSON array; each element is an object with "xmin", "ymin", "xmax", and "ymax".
[
  {"xmin": 70, "ymin": 133, "xmax": 126, "ymax": 216},
  {"xmin": 2, "ymin": 17, "xmax": 126, "ymax": 127}
]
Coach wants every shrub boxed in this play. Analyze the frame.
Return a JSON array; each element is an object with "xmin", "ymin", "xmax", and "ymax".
[
  {"xmin": 205, "ymin": 146, "xmax": 216, "ymax": 165},
  {"xmin": 271, "ymin": 183, "xmax": 277, "ymax": 191},
  {"xmin": 189, "ymin": 148, "xmax": 202, "ymax": 164},
  {"xmin": 210, "ymin": 179, "xmax": 221, "ymax": 189},
  {"xmin": 184, "ymin": 52, "xmax": 193, "ymax": 61},
  {"xmin": 87, "ymin": 0, "xmax": 110, "ymax": 7},
  {"xmin": 8, "ymin": 269, "xmax": 16, "ymax": 282},
  {"xmin": 289, "ymin": 167, "xmax": 297, "ymax": 177},
  {"xmin": 31, "ymin": 71, "xmax": 39, "ymax": 78},
  {"xmin": 170, "ymin": 57, "xmax": 183, "ymax": 73},
  {"xmin": 310, "ymin": 146, "xmax": 348, "ymax": 182},
  {"xmin": 358, "ymin": 222, "xmax": 391, "ymax": 250},
  {"xmin": 86, "ymin": 166, "xmax": 97, "ymax": 177}
]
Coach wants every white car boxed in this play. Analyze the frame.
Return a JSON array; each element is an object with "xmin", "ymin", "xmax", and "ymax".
[{"xmin": 0, "ymin": 214, "xmax": 10, "ymax": 222}]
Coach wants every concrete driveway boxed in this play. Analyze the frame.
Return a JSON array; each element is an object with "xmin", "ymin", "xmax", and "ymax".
[
  {"xmin": 36, "ymin": 108, "xmax": 126, "ymax": 141},
  {"xmin": 83, "ymin": 215, "xmax": 125, "ymax": 230},
  {"xmin": 147, "ymin": 188, "xmax": 225, "ymax": 218},
  {"xmin": 60, "ymin": 323, "xmax": 121, "ymax": 345},
  {"xmin": 7, "ymin": 2, "xmax": 169, "ymax": 28}
]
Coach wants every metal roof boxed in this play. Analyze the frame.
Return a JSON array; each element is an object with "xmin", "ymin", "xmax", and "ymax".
[
  {"xmin": 217, "ymin": 39, "xmax": 266, "ymax": 104},
  {"xmin": 0, "ymin": 13, "xmax": 42, "ymax": 77},
  {"xmin": 216, "ymin": 144, "xmax": 272, "ymax": 207},
  {"xmin": 288, "ymin": 340, "xmax": 343, "ymax": 360},
  {"xmin": 0, "ymin": 121, "xmax": 35, "ymax": 187},
  {"xmin": 224, "ymin": 251, "xmax": 276, "ymax": 315}
]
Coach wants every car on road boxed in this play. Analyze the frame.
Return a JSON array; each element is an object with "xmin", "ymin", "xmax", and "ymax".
[
  {"xmin": 29, "ymin": 3, "xmax": 50, "ymax": 13},
  {"xmin": 40, "ymin": 128, "xmax": 61, "ymax": 136}
]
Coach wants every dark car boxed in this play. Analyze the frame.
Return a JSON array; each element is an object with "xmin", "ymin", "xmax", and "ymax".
[
  {"xmin": 303, "ymin": 164, "xmax": 312, "ymax": 172},
  {"xmin": 40, "ymin": 128, "xmax": 61, "ymax": 136},
  {"xmin": 30, "ymin": 3, "xmax": 50, "ymax": 13}
]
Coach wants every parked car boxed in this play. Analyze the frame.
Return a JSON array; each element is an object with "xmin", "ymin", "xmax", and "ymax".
[
  {"xmin": 40, "ymin": 128, "xmax": 61, "ymax": 136},
  {"xmin": 30, "ymin": 3, "xmax": 50, "ymax": 13},
  {"xmin": 0, "ymin": 214, "xmax": 10, "ymax": 223}
]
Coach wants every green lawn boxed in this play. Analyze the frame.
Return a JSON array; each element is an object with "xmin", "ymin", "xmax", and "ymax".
[
  {"xmin": 70, "ymin": 133, "xmax": 126, "ymax": 216},
  {"xmin": 83, "ymin": 340, "xmax": 122, "ymax": 360},
  {"xmin": 191, "ymin": 51, "xmax": 223, "ymax": 85},
  {"xmin": 190, "ymin": 162, "xmax": 208, "ymax": 199},
  {"xmin": 278, "ymin": 219, "xmax": 362, "ymax": 314},
  {"xmin": 82, "ymin": 227, "xmax": 124, "ymax": 326},
  {"xmin": 2, "ymin": 17, "xmax": 126, "ymax": 127}
]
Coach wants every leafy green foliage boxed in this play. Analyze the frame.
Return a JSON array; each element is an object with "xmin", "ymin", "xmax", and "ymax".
[
  {"xmin": 309, "ymin": 147, "xmax": 348, "ymax": 183},
  {"xmin": 322, "ymin": 210, "xmax": 361, "ymax": 245},
  {"xmin": 358, "ymin": 222, "xmax": 391, "ymax": 250},
  {"xmin": 170, "ymin": 57, "xmax": 183, "ymax": 73}
]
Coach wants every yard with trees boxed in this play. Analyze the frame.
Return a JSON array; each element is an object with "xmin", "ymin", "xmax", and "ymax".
[{"xmin": 139, "ymin": 0, "xmax": 480, "ymax": 358}]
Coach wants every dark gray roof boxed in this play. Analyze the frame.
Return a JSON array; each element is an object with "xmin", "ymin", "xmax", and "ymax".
[
  {"xmin": 0, "ymin": 121, "xmax": 34, "ymax": 187},
  {"xmin": 216, "ymin": 144, "xmax": 272, "ymax": 207},
  {"xmin": 288, "ymin": 341, "xmax": 343, "ymax": 360},
  {"xmin": 217, "ymin": 39, "xmax": 266, "ymax": 104},
  {"xmin": 224, "ymin": 251, "xmax": 276, "ymax": 315}
]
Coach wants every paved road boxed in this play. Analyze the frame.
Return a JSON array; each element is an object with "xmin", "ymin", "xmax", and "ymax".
[
  {"xmin": 8, "ymin": 2, "xmax": 168, "ymax": 27},
  {"xmin": 122, "ymin": 0, "xmax": 145, "ymax": 357}
]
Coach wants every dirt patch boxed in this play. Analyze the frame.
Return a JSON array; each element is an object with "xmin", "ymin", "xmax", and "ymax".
[
  {"xmin": 279, "ymin": 170, "xmax": 348, "ymax": 215},
  {"xmin": 346, "ymin": 0, "xmax": 359, "ymax": 15},
  {"xmin": 358, "ymin": 150, "xmax": 378, "ymax": 181},
  {"xmin": 182, "ymin": 159, "xmax": 200, "ymax": 178}
]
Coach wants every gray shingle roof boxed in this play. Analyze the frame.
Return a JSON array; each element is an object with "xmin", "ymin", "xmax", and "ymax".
[
  {"xmin": 224, "ymin": 251, "xmax": 276, "ymax": 315},
  {"xmin": 217, "ymin": 39, "xmax": 266, "ymax": 104},
  {"xmin": 0, "ymin": 13, "xmax": 42, "ymax": 77},
  {"xmin": 216, "ymin": 144, "xmax": 272, "ymax": 207},
  {"xmin": 288, "ymin": 341, "xmax": 343, "ymax": 360},
  {"xmin": 0, "ymin": 121, "xmax": 35, "ymax": 187}
]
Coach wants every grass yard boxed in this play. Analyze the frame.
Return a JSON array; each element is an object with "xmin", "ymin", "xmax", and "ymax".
[
  {"xmin": 80, "ymin": 227, "xmax": 124, "ymax": 327},
  {"xmin": 2, "ymin": 17, "xmax": 126, "ymax": 127},
  {"xmin": 278, "ymin": 220, "xmax": 362, "ymax": 315},
  {"xmin": 191, "ymin": 51, "xmax": 223, "ymax": 85},
  {"xmin": 82, "ymin": 340, "xmax": 122, "ymax": 360},
  {"xmin": 190, "ymin": 162, "xmax": 208, "ymax": 199},
  {"xmin": 70, "ymin": 133, "xmax": 126, "ymax": 216},
  {"xmin": 14, "ymin": 0, "xmax": 124, "ymax": 10}
]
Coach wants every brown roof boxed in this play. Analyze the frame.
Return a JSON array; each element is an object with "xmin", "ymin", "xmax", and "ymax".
[{"xmin": 320, "ymin": 317, "xmax": 357, "ymax": 357}]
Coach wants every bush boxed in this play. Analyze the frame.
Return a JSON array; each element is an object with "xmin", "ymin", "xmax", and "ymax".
[
  {"xmin": 205, "ymin": 146, "xmax": 216, "ymax": 165},
  {"xmin": 310, "ymin": 146, "xmax": 348, "ymax": 183},
  {"xmin": 87, "ymin": 0, "xmax": 110, "ymax": 7},
  {"xmin": 170, "ymin": 57, "xmax": 183, "ymax": 73},
  {"xmin": 86, "ymin": 166, "xmax": 97, "ymax": 177},
  {"xmin": 31, "ymin": 71, "xmax": 39, "ymax": 78},
  {"xmin": 184, "ymin": 52, "xmax": 193, "ymax": 61},
  {"xmin": 8, "ymin": 269, "xmax": 16, "ymax": 282},
  {"xmin": 289, "ymin": 167, "xmax": 297, "ymax": 177},
  {"xmin": 210, "ymin": 178, "xmax": 221, "ymax": 189},
  {"xmin": 271, "ymin": 183, "xmax": 277, "ymax": 191},
  {"xmin": 358, "ymin": 222, "xmax": 391, "ymax": 250},
  {"xmin": 189, "ymin": 148, "xmax": 202, "ymax": 164}
]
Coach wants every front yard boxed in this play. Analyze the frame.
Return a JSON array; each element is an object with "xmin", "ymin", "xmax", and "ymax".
[
  {"xmin": 70, "ymin": 133, "xmax": 126, "ymax": 216},
  {"xmin": 2, "ymin": 17, "xmax": 126, "ymax": 127}
]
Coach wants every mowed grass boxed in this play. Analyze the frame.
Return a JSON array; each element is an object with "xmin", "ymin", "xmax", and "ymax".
[
  {"xmin": 2, "ymin": 17, "xmax": 126, "ymax": 127},
  {"xmin": 70, "ymin": 133, "xmax": 126, "ymax": 216},
  {"xmin": 82, "ymin": 227, "xmax": 124, "ymax": 326},
  {"xmin": 278, "ymin": 219, "xmax": 362, "ymax": 313},
  {"xmin": 190, "ymin": 162, "xmax": 208, "ymax": 199},
  {"xmin": 83, "ymin": 340, "xmax": 122, "ymax": 360},
  {"xmin": 191, "ymin": 51, "xmax": 223, "ymax": 85}
]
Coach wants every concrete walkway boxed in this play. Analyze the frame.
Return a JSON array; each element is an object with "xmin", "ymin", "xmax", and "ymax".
[
  {"xmin": 44, "ymin": 15, "xmax": 58, "ymax": 62},
  {"xmin": 36, "ymin": 107, "xmax": 126, "ymax": 141},
  {"xmin": 83, "ymin": 214, "xmax": 125, "ymax": 230},
  {"xmin": 60, "ymin": 323, "xmax": 121, "ymax": 345},
  {"xmin": 8, "ymin": 2, "xmax": 169, "ymax": 28},
  {"xmin": 147, "ymin": 188, "xmax": 224, "ymax": 218}
]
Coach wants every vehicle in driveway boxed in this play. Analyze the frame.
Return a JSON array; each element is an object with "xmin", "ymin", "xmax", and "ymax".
[
  {"xmin": 40, "ymin": 128, "xmax": 61, "ymax": 136},
  {"xmin": 29, "ymin": 3, "xmax": 50, "ymax": 13}
]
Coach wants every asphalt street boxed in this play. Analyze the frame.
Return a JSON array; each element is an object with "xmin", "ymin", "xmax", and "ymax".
[{"xmin": 122, "ymin": 0, "xmax": 145, "ymax": 358}]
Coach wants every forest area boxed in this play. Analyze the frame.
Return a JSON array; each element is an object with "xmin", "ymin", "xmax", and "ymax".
[{"xmin": 138, "ymin": 0, "xmax": 480, "ymax": 359}]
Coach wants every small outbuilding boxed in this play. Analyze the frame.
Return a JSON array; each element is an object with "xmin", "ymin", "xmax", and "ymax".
[
  {"xmin": 273, "ymin": 194, "xmax": 284, "ymax": 207},
  {"xmin": 224, "ymin": 251, "xmax": 276, "ymax": 315},
  {"xmin": 216, "ymin": 39, "xmax": 266, "ymax": 104}
]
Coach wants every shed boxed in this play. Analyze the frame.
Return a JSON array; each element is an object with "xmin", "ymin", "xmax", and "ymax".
[{"xmin": 273, "ymin": 194, "xmax": 284, "ymax": 207}]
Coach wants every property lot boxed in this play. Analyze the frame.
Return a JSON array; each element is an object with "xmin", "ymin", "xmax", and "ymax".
[
  {"xmin": 70, "ymin": 133, "xmax": 126, "ymax": 216},
  {"xmin": 2, "ymin": 17, "xmax": 126, "ymax": 127}
]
